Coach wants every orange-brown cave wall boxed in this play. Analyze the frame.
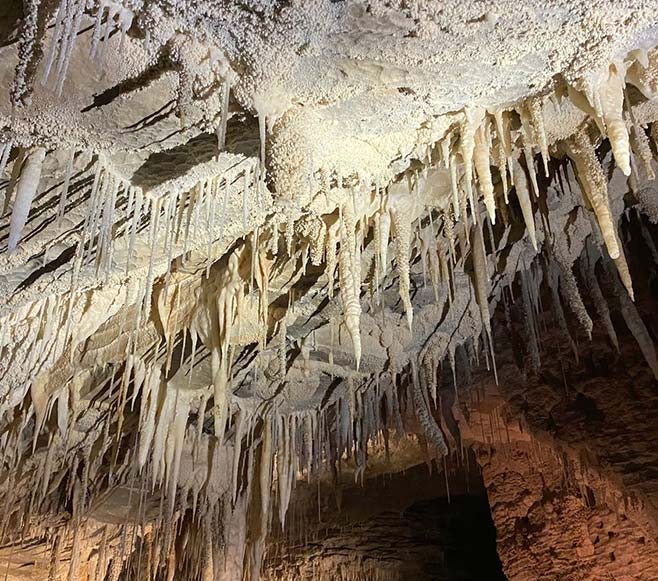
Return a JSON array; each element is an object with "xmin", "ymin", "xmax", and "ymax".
[{"xmin": 455, "ymin": 219, "xmax": 658, "ymax": 580}]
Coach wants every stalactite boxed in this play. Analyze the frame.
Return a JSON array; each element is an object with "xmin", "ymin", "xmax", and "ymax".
[
  {"xmin": 547, "ymin": 262, "xmax": 579, "ymax": 361},
  {"xmin": 390, "ymin": 192, "xmax": 416, "ymax": 329},
  {"xmin": 612, "ymin": 242, "xmax": 635, "ymax": 301},
  {"xmin": 471, "ymin": 221, "xmax": 492, "ymax": 343},
  {"xmin": 338, "ymin": 203, "xmax": 362, "ymax": 368},
  {"xmin": 474, "ymin": 117, "xmax": 496, "ymax": 223},
  {"xmin": 604, "ymin": 259, "xmax": 658, "ymax": 379},
  {"xmin": 10, "ymin": 0, "xmax": 43, "ymax": 107},
  {"xmin": 510, "ymin": 158, "xmax": 538, "ymax": 251},
  {"xmin": 378, "ymin": 205, "xmax": 391, "ymax": 279},
  {"xmin": 630, "ymin": 123, "xmax": 656, "ymax": 180},
  {"xmin": 634, "ymin": 185, "xmax": 658, "ymax": 223},
  {"xmin": 410, "ymin": 360, "xmax": 447, "ymax": 456},
  {"xmin": 8, "ymin": 146, "xmax": 46, "ymax": 251},
  {"xmin": 449, "ymin": 152, "xmax": 461, "ymax": 220},
  {"xmin": 57, "ymin": 149, "xmax": 76, "ymax": 219},
  {"xmin": 528, "ymin": 97, "xmax": 550, "ymax": 177},
  {"xmin": 259, "ymin": 415, "xmax": 273, "ymax": 542},
  {"xmin": 493, "ymin": 109, "xmax": 510, "ymax": 195},
  {"xmin": 567, "ymin": 129, "xmax": 621, "ymax": 259},
  {"xmin": 326, "ymin": 220, "xmax": 339, "ymax": 298},
  {"xmin": 0, "ymin": 141, "xmax": 12, "ymax": 179},
  {"xmin": 278, "ymin": 315, "xmax": 287, "ymax": 378},
  {"xmin": 520, "ymin": 267, "xmax": 541, "ymax": 372},
  {"xmin": 582, "ymin": 245, "xmax": 619, "ymax": 351},
  {"xmin": 553, "ymin": 246, "xmax": 593, "ymax": 339},
  {"xmin": 297, "ymin": 213, "xmax": 326, "ymax": 266},
  {"xmin": 519, "ymin": 107, "xmax": 540, "ymax": 198},
  {"xmin": 460, "ymin": 107, "xmax": 485, "ymax": 215},
  {"xmin": 5, "ymin": 17, "xmax": 658, "ymax": 581},
  {"xmin": 53, "ymin": 0, "xmax": 86, "ymax": 96},
  {"xmin": 3, "ymin": 148, "xmax": 25, "ymax": 215},
  {"xmin": 217, "ymin": 75, "xmax": 232, "ymax": 152},
  {"xmin": 600, "ymin": 64, "xmax": 631, "ymax": 176}
]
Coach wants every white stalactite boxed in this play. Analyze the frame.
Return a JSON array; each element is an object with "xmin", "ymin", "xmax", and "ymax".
[
  {"xmin": 390, "ymin": 191, "xmax": 416, "ymax": 330},
  {"xmin": 600, "ymin": 64, "xmax": 631, "ymax": 176},
  {"xmin": 338, "ymin": 203, "xmax": 362, "ymax": 368},
  {"xmin": 460, "ymin": 107, "xmax": 485, "ymax": 215},
  {"xmin": 511, "ymin": 158, "xmax": 538, "ymax": 251},
  {"xmin": 471, "ymin": 221, "xmax": 492, "ymax": 343},
  {"xmin": 567, "ymin": 130, "xmax": 621, "ymax": 259},
  {"xmin": 8, "ymin": 146, "xmax": 46, "ymax": 252},
  {"xmin": 474, "ymin": 118, "xmax": 496, "ymax": 223}
]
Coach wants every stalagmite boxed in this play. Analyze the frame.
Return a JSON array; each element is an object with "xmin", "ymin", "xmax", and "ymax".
[{"xmin": 8, "ymin": 146, "xmax": 46, "ymax": 251}]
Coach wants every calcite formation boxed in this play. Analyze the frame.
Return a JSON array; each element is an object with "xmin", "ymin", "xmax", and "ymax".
[{"xmin": 1, "ymin": 1, "xmax": 658, "ymax": 579}]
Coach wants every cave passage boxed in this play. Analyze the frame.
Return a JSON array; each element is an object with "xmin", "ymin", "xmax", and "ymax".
[
  {"xmin": 262, "ymin": 460, "xmax": 508, "ymax": 581},
  {"xmin": 391, "ymin": 493, "xmax": 508, "ymax": 580}
]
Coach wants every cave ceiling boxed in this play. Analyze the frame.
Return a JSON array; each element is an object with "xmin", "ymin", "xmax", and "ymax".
[{"xmin": 1, "ymin": 0, "xmax": 658, "ymax": 579}]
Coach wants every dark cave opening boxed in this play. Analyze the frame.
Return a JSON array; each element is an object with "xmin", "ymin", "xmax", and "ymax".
[
  {"xmin": 399, "ymin": 493, "xmax": 507, "ymax": 580},
  {"xmin": 263, "ymin": 458, "xmax": 507, "ymax": 580}
]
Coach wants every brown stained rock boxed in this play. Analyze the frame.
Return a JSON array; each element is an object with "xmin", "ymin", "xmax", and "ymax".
[{"xmin": 458, "ymin": 254, "xmax": 658, "ymax": 580}]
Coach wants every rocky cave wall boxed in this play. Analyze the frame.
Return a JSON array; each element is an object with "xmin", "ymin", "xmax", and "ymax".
[{"xmin": 457, "ymin": 212, "xmax": 658, "ymax": 580}]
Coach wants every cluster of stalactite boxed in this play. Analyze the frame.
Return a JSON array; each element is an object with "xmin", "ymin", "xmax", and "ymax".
[
  {"xmin": 1, "ymin": 1, "xmax": 658, "ymax": 579},
  {"xmin": 0, "ymin": 339, "xmax": 462, "ymax": 580}
]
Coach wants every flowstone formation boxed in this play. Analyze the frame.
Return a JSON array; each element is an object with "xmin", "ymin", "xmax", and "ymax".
[{"xmin": 1, "ymin": 1, "xmax": 658, "ymax": 579}]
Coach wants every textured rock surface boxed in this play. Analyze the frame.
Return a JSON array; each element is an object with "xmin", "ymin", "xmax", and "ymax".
[
  {"xmin": 457, "ymin": 226, "xmax": 658, "ymax": 580},
  {"xmin": 263, "ymin": 492, "xmax": 505, "ymax": 581}
]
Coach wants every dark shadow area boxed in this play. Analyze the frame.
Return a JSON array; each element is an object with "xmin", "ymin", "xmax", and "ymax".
[
  {"xmin": 264, "ymin": 456, "xmax": 507, "ymax": 580},
  {"xmin": 404, "ymin": 494, "xmax": 507, "ymax": 580},
  {"xmin": 130, "ymin": 113, "xmax": 260, "ymax": 191}
]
